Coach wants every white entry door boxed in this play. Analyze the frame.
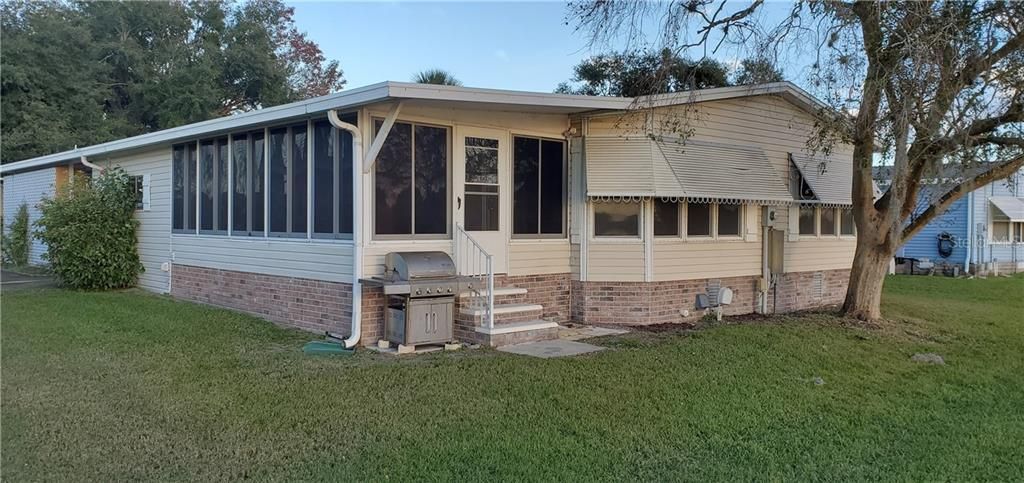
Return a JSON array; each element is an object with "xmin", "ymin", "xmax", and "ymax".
[{"xmin": 454, "ymin": 126, "xmax": 509, "ymax": 274}]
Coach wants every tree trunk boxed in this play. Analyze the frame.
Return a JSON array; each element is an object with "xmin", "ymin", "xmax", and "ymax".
[{"xmin": 842, "ymin": 234, "xmax": 894, "ymax": 321}]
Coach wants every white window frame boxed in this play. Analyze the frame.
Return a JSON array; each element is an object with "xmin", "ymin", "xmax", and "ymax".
[
  {"xmin": 511, "ymin": 134, "xmax": 568, "ymax": 239},
  {"xmin": 714, "ymin": 203, "xmax": 744, "ymax": 239}
]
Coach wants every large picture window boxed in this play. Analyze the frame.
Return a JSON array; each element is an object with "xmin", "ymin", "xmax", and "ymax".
[
  {"xmin": 465, "ymin": 137, "xmax": 499, "ymax": 231},
  {"xmin": 199, "ymin": 138, "xmax": 228, "ymax": 233},
  {"xmin": 593, "ymin": 200, "xmax": 641, "ymax": 237},
  {"xmin": 374, "ymin": 120, "xmax": 449, "ymax": 236},
  {"xmin": 513, "ymin": 136, "xmax": 565, "ymax": 236}
]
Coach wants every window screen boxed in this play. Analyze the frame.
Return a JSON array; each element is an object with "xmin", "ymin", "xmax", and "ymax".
[
  {"xmin": 251, "ymin": 132, "xmax": 265, "ymax": 234},
  {"xmin": 312, "ymin": 114, "xmax": 356, "ymax": 238},
  {"xmin": 820, "ymin": 207, "xmax": 836, "ymax": 236},
  {"xmin": 840, "ymin": 208, "xmax": 855, "ymax": 235},
  {"xmin": 594, "ymin": 201, "xmax": 641, "ymax": 237},
  {"xmin": 216, "ymin": 139, "xmax": 228, "ymax": 231},
  {"xmin": 199, "ymin": 140, "xmax": 215, "ymax": 232},
  {"xmin": 269, "ymin": 128, "xmax": 288, "ymax": 233},
  {"xmin": 717, "ymin": 204, "xmax": 742, "ymax": 236},
  {"xmin": 374, "ymin": 120, "xmax": 448, "ymax": 236},
  {"xmin": 232, "ymin": 136, "xmax": 248, "ymax": 233},
  {"xmin": 799, "ymin": 206, "xmax": 817, "ymax": 235},
  {"xmin": 172, "ymin": 145, "xmax": 186, "ymax": 231},
  {"xmin": 687, "ymin": 203, "xmax": 711, "ymax": 236},
  {"xmin": 654, "ymin": 199, "xmax": 679, "ymax": 236}
]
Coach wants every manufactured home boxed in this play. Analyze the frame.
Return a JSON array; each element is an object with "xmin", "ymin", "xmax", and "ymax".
[{"xmin": 1, "ymin": 82, "xmax": 857, "ymax": 347}]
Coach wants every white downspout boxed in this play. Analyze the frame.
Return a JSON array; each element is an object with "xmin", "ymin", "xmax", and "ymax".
[
  {"xmin": 964, "ymin": 190, "xmax": 973, "ymax": 274},
  {"xmin": 329, "ymin": 110, "xmax": 364, "ymax": 349},
  {"xmin": 79, "ymin": 155, "xmax": 105, "ymax": 173}
]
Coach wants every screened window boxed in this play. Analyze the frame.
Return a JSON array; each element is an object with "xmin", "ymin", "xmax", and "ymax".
[
  {"xmin": 594, "ymin": 201, "xmax": 641, "ymax": 237},
  {"xmin": 465, "ymin": 137, "xmax": 499, "ymax": 231},
  {"xmin": 840, "ymin": 208, "xmax": 855, "ymax": 235},
  {"xmin": 374, "ymin": 120, "xmax": 449, "ymax": 236},
  {"xmin": 268, "ymin": 124, "xmax": 308, "ymax": 236},
  {"xmin": 717, "ymin": 204, "xmax": 742, "ymax": 237},
  {"xmin": 513, "ymin": 136, "xmax": 565, "ymax": 236},
  {"xmin": 199, "ymin": 138, "xmax": 228, "ymax": 233},
  {"xmin": 687, "ymin": 203, "xmax": 712, "ymax": 237},
  {"xmin": 312, "ymin": 115, "xmax": 355, "ymax": 238},
  {"xmin": 130, "ymin": 175, "xmax": 144, "ymax": 210},
  {"xmin": 799, "ymin": 206, "xmax": 817, "ymax": 235},
  {"xmin": 172, "ymin": 143, "xmax": 198, "ymax": 232},
  {"xmin": 820, "ymin": 207, "xmax": 837, "ymax": 236},
  {"xmin": 992, "ymin": 221, "xmax": 1011, "ymax": 242},
  {"xmin": 654, "ymin": 199, "xmax": 679, "ymax": 236},
  {"xmin": 230, "ymin": 131, "xmax": 265, "ymax": 236}
]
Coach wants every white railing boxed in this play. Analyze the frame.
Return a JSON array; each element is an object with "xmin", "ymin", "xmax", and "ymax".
[{"xmin": 454, "ymin": 223, "xmax": 494, "ymax": 329}]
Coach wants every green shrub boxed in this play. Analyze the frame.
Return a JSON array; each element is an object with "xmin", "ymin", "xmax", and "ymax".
[
  {"xmin": 34, "ymin": 168, "xmax": 144, "ymax": 289},
  {"xmin": 3, "ymin": 203, "xmax": 31, "ymax": 266}
]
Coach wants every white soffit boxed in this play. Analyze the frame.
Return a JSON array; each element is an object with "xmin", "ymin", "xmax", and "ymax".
[
  {"xmin": 990, "ymin": 196, "xmax": 1024, "ymax": 221},
  {"xmin": 790, "ymin": 153, "xmax": 853, "ymax": 205}
]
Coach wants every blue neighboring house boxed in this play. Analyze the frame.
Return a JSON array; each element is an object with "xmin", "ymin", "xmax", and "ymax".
[{"xmin": 875, "ymin": 166, "xmax": 1024, "ymax": 275}]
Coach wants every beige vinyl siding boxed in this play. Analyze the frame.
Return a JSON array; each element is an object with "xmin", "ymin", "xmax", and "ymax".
[
  {"xmin": 104, "ymin": 148, "xmax": 173, "ymax": 293},
  {"xmin": 174, "ymin": 235, "xmax": 354, "ymax": 283},
  {"xmin": 784, "ymin": 238, "xmax": 856, "ymax": 272},
  {"xmin": 587, "ymin": 242, "xmax": 644, "ymax": 281},
  {"xmin": 653, "ymin": 241, "xmax": 761, "ymax": 281},
  {"xmin": 2, "ymin": 168, "xmax": 56, "ymax": 265},
  {"xmin": 508, "ymin": 241, "xmax": 571, "ymax": 275}
]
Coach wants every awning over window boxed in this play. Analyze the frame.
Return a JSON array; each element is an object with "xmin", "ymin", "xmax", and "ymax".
[
  {"xmin": 584, "ymin": 136, "xmax": 793, "ymax": 205},
  {"xmin": 789, "ymin": 153, "xmax": 853, "ymax": 205},
  {"xmin": 990, "ymin": 196, "xmax": 1024, "ymax": 221}
]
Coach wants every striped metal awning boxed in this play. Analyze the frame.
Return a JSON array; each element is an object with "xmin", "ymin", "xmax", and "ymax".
[
  {"xmin": 584, "ymin": 136, "xmax": 793, "ymax": 205},
  {"xmin": 789, "ymin": 153, "xmax": 853, "ymax": 205},
  {"xmin": 990, "ymin": 196, "xmax": 1024, "ymax": 221}
]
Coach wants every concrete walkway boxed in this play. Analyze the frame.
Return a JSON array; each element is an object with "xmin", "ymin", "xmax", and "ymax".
[{"xmin": 498, "ymin": 339, "xmax": 605, "ymax": 358}]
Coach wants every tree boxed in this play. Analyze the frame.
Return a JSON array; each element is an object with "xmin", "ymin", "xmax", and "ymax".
[
  {"xmin": 413, "ymin": 69, "xmax": 463, "ymax": 86},
  {"xmin": 568, "ymin": 1, "xmax": 1024, "ymax": 320},
  {"xmin": 1, "ymin": 0, "xmax": 345, "ymax": 163},
  {"xmin": 555, "ymin": 49, "xmax": 730, "ymax": 96},
  {"xmin": 733, "ymin": 57, "xmax": 784, "ymax": 85}
]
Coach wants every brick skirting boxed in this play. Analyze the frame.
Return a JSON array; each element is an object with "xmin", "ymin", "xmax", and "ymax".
[
  {"xmin": 572, "ymin": 269, "xmax": 851, "ymax": 326},
  {"xmin": 171, "ymin": 264, "xmax": 352, "ymax": 334}
]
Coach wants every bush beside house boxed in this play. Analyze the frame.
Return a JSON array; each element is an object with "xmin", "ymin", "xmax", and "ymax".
[
  {"xmin": 3, "ymin": 203, "xmax": 31, "ymax": 267},
  {"xmin": 34, "ymin": 168, "xmax": 143, "ymax": 289}
]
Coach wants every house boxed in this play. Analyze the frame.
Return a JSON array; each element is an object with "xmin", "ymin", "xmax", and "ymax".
[
  {"xmin": 1, "ymin": 81, "xmax": 858, "ymax": 347},
  {"xmin": 874, "ymin": 166, "xmax": 1024, "ymax": 275}
]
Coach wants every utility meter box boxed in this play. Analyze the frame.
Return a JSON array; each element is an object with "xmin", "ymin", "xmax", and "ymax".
[{"xmin": 768, "ymin": 229, "xmax": 786, "ymax": 274}]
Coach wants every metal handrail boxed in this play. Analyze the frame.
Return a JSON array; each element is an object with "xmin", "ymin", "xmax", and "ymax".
[{"xmin": 454, "ymin": 223, "xmax": 495, "ymax": 329}]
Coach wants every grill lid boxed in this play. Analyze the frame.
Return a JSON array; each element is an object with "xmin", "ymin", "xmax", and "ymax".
[{"xmin": 384, "ymin": 251, "xmax": 456, "ymax": 281}]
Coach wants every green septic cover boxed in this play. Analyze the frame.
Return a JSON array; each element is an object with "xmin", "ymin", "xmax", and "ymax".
[{"xmin": 302, "ymin": 340, "xmax": 355, "ymax": 355}]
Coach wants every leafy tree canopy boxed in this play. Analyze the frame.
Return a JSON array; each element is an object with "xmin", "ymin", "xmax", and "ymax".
[
  {"xmin": 1, "ymin": 0, "xmax": 345, "ymax": 163},
  {"xmin": 732, "ymin": 57, "xmax": 785, "ymax": 85},
  {"xmin": 555, "ymin": 49, "xmax": 731, "ymax": 97}
]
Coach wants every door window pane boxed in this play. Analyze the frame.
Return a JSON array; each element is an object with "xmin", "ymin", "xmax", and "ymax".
[
  {"xmin": 540, "ymin": 140, "xmax": 565, "ymax": 234},
  {"xmin": 820, "ymin": 207, "xmax": 836, "ymax": 235},
  {"xmin": 291, "ymin": 125, "xmax": 308, "ymax": 234},
  {"xmin": 512, "ymin": 137, "xmax": 539, "ymax": 234},
  {"xmin": 375, "ymin": 121, "xmax": 412, "ymax": 235},
  {"xmin": 232, "ymin": 137, "xmax": 248, "ymax": 233},
  {"xmin": 594, "ymin": 201, "xmax": 641, "ymax": 237},
  {"xmin": 717, "ymin": 204, "xmax": 742, "ymax": 236},
  {"xmin": 840, "ymin": 208, "xmax": 854, "ymax": 235},
  {"xmin": 414, "ymin": 125, "xmax": 448, "ymax": 234},
  {"xmin": 654, "ymin": 199, "xmax": 679, "ymax": 236},
  {"xmin": 269, "ymin": 128, "xmax": 288, "ymax": 233},
  {"xmin": 799, "ymin": 206, "xmax": 816, "ymax": 235},
  {"xmin": 172, "ymin": 146, "xmax": 184, "ymax": 231},
  {"xmin": 687, "ymin": 203, "xmax": 711, "ymax": 236},
  {"xmin": 251, "ymin": 132, "xmax": 265, "ymax": 234},
  {"xmin": 199, "ymin": 140, "xmax": 215, "ymax": 231},
  {"xmin": 465, "ymin": 137, "xmax": 499, "ymax": 232}
]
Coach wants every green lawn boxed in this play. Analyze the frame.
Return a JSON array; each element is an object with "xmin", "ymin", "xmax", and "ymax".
[{"xmin": 3, "ymin": 275, "xmax": 1023, "ymax": 480}]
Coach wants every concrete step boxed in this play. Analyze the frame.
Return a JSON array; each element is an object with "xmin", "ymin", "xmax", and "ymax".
[
  {"xmin": 474, "ymin": 319, "xmax": 559, "ymax": 335},
  {"xmin": 459, "ymin": 303, "xmax": 542, "ymax": 317},
  {"xmin": 457, "ymin": 286, "xmax": 528, "ymax": 299}
]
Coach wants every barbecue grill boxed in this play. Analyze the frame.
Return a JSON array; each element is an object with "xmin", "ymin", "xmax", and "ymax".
[{"xmin": 380, "ymin": 251, "xmax": 457, "ymax": 347}]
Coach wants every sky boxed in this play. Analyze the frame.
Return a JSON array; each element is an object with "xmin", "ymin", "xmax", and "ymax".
[{"xmin": 288, "ymin": 1, "xmax": 812, "ymax": 93}]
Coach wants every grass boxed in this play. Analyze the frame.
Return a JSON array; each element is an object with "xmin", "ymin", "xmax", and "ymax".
[{"xmin": 2, "ymin": 275, "xmax": 1023, "ymax": 480}]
